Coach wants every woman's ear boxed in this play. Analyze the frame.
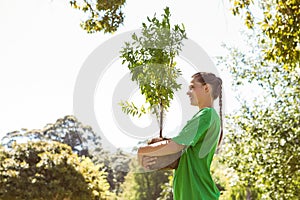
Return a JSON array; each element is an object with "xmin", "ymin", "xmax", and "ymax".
[{"xmin": 204, "ymin": 84, "xmax": 211, "ymax": 93}]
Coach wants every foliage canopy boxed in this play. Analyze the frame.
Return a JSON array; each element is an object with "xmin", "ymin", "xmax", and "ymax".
[
  {"xmin": 119, "ymin": 7, "xmax": 187, "ymax": 137},
  {"xmin": 0, "ymin": 115, "xmax": 131, "ymax": 196},
  {"xmin": 230, "ymin": 0, "xmax": 300, "ymax": 71},
  {"xmin": 1, "ymin": 115, "xmax": 101, "ymax": 157},
  {"xmin": 219, "ymin": 29, "xmax": 300, "ymax": 199},
  {"xmin": 0, "ymin": 141, "xmax": 112, "ymax": 199},
  {"xmin": 69, "ymin": 0, "xmax": 126, "ymax": 33},
  {"xmin": 221, "ymin": 1, "xmax": 300, "ymax": 197}
]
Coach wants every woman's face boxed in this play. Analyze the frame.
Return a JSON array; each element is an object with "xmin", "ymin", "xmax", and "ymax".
[{"xmin": 186, "ymin": 79, "xmax": 207, "ymax": 106}]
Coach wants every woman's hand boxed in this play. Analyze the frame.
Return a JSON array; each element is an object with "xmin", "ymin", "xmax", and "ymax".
[{"xmin": 142, "ymin": 156, "xmax": 157, "ymax": 169}]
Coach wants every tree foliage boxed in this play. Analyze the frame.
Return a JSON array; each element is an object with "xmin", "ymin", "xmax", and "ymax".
[
  {"xmin": 120, "ymin": 7, "xmax": 187, "ymax": 137},
  {"xmin": 1, "ymin": 115, "xmax": 102, "ymax": 157},
  {"xmin": 223, "ymin": 2, "xmax": 300, "ymax": 197},
  {"xmin": 69, "ymin": 0, "xmax": 126, "ymax": 34},
  {"xmin": 219, "ymin": 28, "xmax": 300, "ymax": 199},
  {"xmin": 92, "ymin": 148, "xmax": 131, "ymax": 196},
  {"xmin": 157, "ymin": 174, "xmax": 173, "ymax": 200},
  {"xmin": 119, "ymin": 162, "xmax": 172, "ymax": 200},
  {"xmin": 0, "ymin": 115, "xmax": 131, "ymax": 196},
  {"xmin": 229, "ymin": 0, "xmax": 300, "ymax": 71},
  {"xmin": 0, "ymin": 141, "xmax": 113, "ymax": 199}
]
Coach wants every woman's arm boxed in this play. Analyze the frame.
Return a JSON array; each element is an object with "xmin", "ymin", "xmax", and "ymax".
[
  {"xmin": 139, "ymin": 140, "xmax": 185, "ymax": 157},
  {"xmin": 140, "ymin": 140, "xmax": 185, "ymax": 169}
]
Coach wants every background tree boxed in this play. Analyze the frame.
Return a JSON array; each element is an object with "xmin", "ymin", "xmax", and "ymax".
[
  {"xmin": 229, "ymin": 0, "xmax": 300, "ymax": 71},
  {"xmin": 92, "ymin": 148, "xmax": 131, "ymax": 196},
  {"xmin": 218, "ymin": 28, "xmax": 300, "ymax": 199},
  {"xmin": 118, "ymin": 160, "xmax": 172, "ymax": 200},
  {"xmin": 157, "ymin": 174, "xmax": 173, "ymax": 200},
  {"xmin": 1, "ymin": 115, "xmax": 102, "ymax": 157},
  {"xmin": 0, "ymin": 141, "xmax": 113, "ymax": 199},
  {"xmin": 219, "ymin": 1, "xmax": 300, "ymax": 198},
  {"xmin": 0, "ymin": 115, "xmax": 131, "ymax": 196},
  {"xmin": 69, "ymin": 0, "xmax": 126, "ymax": 34},
  {"xmin": 120, "ymin": 7, "xmax": 187, "ymax": 138}
]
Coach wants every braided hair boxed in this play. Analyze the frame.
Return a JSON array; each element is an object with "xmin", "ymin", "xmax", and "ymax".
[{"xmin": 191, "ymin": 72, "xmax": 223, "ymax": 146}]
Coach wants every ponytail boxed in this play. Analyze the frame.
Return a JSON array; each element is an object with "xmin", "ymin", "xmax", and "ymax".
[{"xmin": 218, "ymin": 82, "xmax": 223, "ymax": 146}]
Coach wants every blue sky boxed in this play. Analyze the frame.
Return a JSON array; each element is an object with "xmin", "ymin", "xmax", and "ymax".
[{"xmin": 0, "ymin": 0, "xmax": 244, "ymax": 149}]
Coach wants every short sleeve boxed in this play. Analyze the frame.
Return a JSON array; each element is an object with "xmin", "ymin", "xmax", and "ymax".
[{"xmin": 172, "ymin": 108, "xmax": 212, "ymax": 147}]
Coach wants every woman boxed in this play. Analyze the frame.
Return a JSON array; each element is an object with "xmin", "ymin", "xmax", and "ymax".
[{"xmin": 142, "ymin": 72, "xmax": 223, "ymax": 200}]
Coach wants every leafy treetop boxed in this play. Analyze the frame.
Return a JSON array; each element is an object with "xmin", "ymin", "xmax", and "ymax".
[
  {"xmin": 69, "ymin": 0, "xmax": 126, "ymax": 34},
  {"xmin": 119, "ymin": 7, "xmax": 187, "ymax": 138},
  {"xmin": 230, "ymin": 0, "xmax": 300, "ymax": 71}
]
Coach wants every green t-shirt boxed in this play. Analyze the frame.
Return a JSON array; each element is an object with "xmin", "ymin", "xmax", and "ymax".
[{"xmin": 172, "ymin": 107, "xmax": 221, "ymax": 200}]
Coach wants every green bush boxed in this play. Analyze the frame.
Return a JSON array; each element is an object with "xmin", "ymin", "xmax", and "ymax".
[{"xmin": 0, "ymin": 141, "xmax": 113, "ymax": 200}]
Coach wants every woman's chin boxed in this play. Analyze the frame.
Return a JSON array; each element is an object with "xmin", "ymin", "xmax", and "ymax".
[{"xmin": 190, "ymin": 101, "xmax": 197, "ymax": 106}]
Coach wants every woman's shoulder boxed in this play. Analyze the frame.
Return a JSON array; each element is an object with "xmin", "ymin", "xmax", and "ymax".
[
  {"xmin": 198, "ymin": 107, "xmax": 215, "ymax": 116},
  {"xmin": 193, "ymin": 107, "xmax": 219, "ymax": 121}
]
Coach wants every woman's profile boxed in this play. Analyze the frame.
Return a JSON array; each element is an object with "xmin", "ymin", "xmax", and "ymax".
[{"xmin": 141, "ymin": 72, "xmax": 223, "ymax": 200}]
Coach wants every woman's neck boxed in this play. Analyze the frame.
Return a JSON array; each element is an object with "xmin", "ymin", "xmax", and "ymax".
[{"xmin": 198, "ymin": 99, "xmax": 213, "ymax": 109}]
